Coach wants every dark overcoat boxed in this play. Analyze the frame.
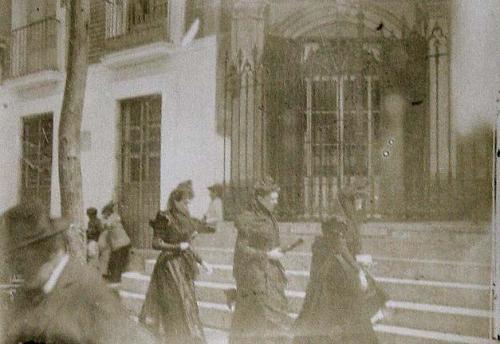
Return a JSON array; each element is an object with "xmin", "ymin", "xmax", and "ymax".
[
  {"xmin": 2, "ymin": 258, "xmax": 158, "ymax": 344},
  {"xmin": 230, "ymin": 200, "xmax": 290, "ymax": 344}
]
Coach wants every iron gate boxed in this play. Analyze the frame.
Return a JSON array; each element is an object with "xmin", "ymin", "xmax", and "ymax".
[{"xmin": 222, "ymin": 36, "xmax": 394, "ymax": 220}]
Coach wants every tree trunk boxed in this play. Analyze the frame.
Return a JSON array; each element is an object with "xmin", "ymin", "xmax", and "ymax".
[{"xmin": 59, "ymin": 0, "xmax": 90, "ymax": 262}]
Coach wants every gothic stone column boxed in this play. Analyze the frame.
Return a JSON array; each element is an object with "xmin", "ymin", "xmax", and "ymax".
[
  {"xmin": 228, "ymin": 0, "xmax": 268, "ymax": 192},
  {"xmin": 424, "ymin": 1, "xmax": 456, "ymax": 215}
]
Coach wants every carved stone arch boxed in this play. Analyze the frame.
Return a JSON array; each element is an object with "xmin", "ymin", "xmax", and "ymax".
[
  {"xmin": 232, "ymin": 0, "xmax": 269, "ymax": 20},
  {"xmin": 270, "ymin": 2, "xmax": 406, "ymax": 39}
]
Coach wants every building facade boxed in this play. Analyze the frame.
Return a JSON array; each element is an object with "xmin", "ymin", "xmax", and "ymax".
[
  {"xmin": 0, "ymin": 0, "xmax": 498, "ymax": 248},
  {"xmin": 0, "ymin": 0, "xmax": 225, "ymax": 248},
  {"xmin": 220, "ymin": 0, "xmax": 496, "ymax": 221}
]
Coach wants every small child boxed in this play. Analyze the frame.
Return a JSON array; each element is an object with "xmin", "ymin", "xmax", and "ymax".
[{"xmin": 86, "ymin": 207, "xmax": 103, "ymax": 269}]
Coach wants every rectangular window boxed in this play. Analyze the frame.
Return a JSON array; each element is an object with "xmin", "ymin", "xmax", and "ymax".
[
  {"xmin": 121, "ymin": 96, "xmax": 161, "ymax": 183},
  {"xmin": 105, "ymin": 0, "xmax": 169, "ymax": 39},
  {"xmin": 21, "ymin": 113, "xmax": 53, "ymax": 209}
]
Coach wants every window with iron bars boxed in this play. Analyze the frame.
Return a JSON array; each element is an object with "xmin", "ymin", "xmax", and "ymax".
[
  {"xmin": 105, "ymin": 0, "xmax": 169, "ymax": 40},
  {"xmin": 21, "ymin": 113, "xmax": 53, "ymax": 210}
]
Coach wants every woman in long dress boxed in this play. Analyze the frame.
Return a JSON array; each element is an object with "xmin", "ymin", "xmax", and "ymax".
[
  {"xmin": 229, "ymin": 176, "xmax": 291, "ymax": 344},
  {"xmin": 292, "ymin": 200, "xmax": 379, "ymax": 344},
  {"xmin": 338, "ymin": 187, "xmax": 363, "ymax": 257},
  {"xmin": 139, "ymin": 181, "xmax": 212, "ymax": 344}
]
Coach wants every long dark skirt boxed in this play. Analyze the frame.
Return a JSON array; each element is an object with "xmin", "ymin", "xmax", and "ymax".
[
  {"xmin": 230, "ymin": 266, "xmax": 291, "ymax": 344},
  {"xmin": 107, "ymin": 244, "xmax": 130, "ymax": 282},
  {"xmin": 293, "ymin": 252, "xmax": 377, "ymax": 344},
  {"xmin": 139, "ymin": 253, "xmax": 206, "ymax": 344}
]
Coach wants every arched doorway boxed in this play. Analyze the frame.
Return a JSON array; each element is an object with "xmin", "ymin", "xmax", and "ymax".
[
  {"xmin": 269, "ymin": 38, "xmax": 384, "ymax": 218},
  {"xmin": 222, "ymin": 4, "xmax": 428, "ymax": 220}
]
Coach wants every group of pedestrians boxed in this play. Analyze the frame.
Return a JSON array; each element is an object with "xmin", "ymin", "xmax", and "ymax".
[
  {"xmin": 227, "ymin": 177, "xmax": 388, "ymax": 344},
  {"xmin": 0, "ymin": 179, "xmax": 225, "ymax": 344},
  {"xmin": 86, "ymin": 201, "xmax": 131, "ymax": 283},
  {"xmin": 0, "ymin": 176, "xmax": 386, "ymax": 344},
  {"xmin": 136, "ymin": 176, "xmax": 387, "ymax": 344}
]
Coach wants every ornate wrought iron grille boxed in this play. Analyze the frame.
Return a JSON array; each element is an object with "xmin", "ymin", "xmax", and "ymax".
[
  {"xmin": 221, "ymin": 36, "xmax": 393, "ymax": 220},
  {"xmin": 221, "ymin": 26, "xmax": 488, "ymax": 220}
]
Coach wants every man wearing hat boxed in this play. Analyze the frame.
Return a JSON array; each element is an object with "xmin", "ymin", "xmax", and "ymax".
[{"xmin": 1, "ymin": 202, "xmax": 158, "ymax": 344}]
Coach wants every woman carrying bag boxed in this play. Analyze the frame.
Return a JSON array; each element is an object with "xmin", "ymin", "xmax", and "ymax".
[{"xmin": 101, "ymin": 201, "xmax": 131, "ymax": 283}]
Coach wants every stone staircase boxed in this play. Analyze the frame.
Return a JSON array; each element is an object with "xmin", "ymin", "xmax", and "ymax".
[{"xmin": 119, "ymin": 222, "xmax": 496, "ymax": 343}]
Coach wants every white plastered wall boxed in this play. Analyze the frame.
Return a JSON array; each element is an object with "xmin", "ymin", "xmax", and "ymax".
[{"xmin": 0, "ymin": 36, "xmax": 222, "ymax": 221}]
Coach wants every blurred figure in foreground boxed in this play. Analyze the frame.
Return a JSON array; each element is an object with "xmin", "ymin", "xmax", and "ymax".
[{"xmin": 1, "ymin": 202, "xmax": 158, "ymax": 344}]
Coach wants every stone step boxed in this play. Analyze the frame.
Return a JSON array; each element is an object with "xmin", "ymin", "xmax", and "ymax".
[
  {"xmin": 126, "ymin": 267, "xmax": 310, "ymax": 298},
  {"xmin": 201, "ymin": 326, "xmax": 497, "ymax": 344},
  {"xmin": 204, "ymin": 327, "xmax": 230, "ymax": 344},
  {"xmin": 140, "ymin": 262, "xmax": 492, "ymax": 309},
  {"xmin": 368, "ymin": 257, "xmax": 490, "ymax": 285},
  {"xmin": 129, "ymin": 312, "xmax": 230, "ymax": 344},
  {"xmin": 191, "ymin": 236, "xmax": 491, "ymax": 261},
  {"xmin": 193, "ymin": 232, "xmax": 490, "ymax": 257},
  {"xmin": 147, "ymin": 249, "xmax": 312, "ymax": 272},
  {"xmin": 119, "ymin": 292, "xmax": 494, "ymax": 343},
  {"xmin": 212, "ymin": 221, "xmax": 489, "ymax": 236},
  {"xmin": 376, "ymin": 277, "xmax": 490, "ymax": 310},
  {"xmin": 143, "ymin": 249, "xmax": 491, "ymax": 285},
  {"xmin": 120, "ymin": 273, "xmax": 302, "ymax": 314},
  {"xmin": 360, "ymin": 238, "xmax": 490, "ymax": 263},
  {"xmin": 199, "ymin": 221, "xmax": 490, "ymax": 241},
  {"xmin": 121, "ymin": 271, "xmax": 491, "ymax": 328},
  {"xmin": 382, "ymin": 301, "xmax": 491, "ymax": 338},
  {"xmin": 373, "ymin": 324, "xmax": 496, "ymax": 344}
]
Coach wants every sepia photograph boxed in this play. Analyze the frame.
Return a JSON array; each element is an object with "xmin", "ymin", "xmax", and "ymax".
[{"xmin": 0, "ymin": 0, "xmax": 499, "ymax": 343}]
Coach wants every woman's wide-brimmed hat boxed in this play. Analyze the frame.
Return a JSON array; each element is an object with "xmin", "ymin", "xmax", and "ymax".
[{"xmin": 1, "ymin": 202, "xmax": 69, "ymax": 252}]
